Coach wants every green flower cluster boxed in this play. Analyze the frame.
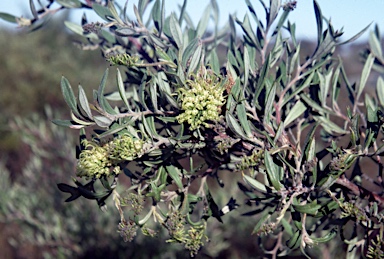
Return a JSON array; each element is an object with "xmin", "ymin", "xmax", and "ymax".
[
  {"xmin": 176, "ymin": 72, "xmax": 226, "ymax": 130},
  {"xmin": 77, "ymin": 140, "xmax": 111, "ymax": 178},
  {"xmin": 107, "ymin": 134, "xmax": 144, "ymax": 162},
  {"xmin": 106, "ymin": 53, "xmax": 139, "ymax": 67},
  {"xmin": 77, "ymin": 135, "xmax": 144, "ymax": 178},
  {"xmin": 237, "ymin": 149, "xmax": 264, "ymax": 171}
]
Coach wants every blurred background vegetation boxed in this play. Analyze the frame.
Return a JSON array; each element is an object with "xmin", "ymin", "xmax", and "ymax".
[{"xmin": 0, "ymin": 13, "xmax": 379, "ymax": 258}]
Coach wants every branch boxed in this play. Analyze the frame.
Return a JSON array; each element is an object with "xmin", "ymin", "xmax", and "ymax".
[{"xmin": 335, "ymin": 175, "xmax": 384, "ymax": 207}]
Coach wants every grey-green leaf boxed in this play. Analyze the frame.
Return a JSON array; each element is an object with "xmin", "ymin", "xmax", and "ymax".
[
  {"xmin": 116, "ymin": 68, "xmax": 130, "ymax": 110},
  {"xmin": 284, "ymin": 101, "xmax": 306, "ymax": 126},
  {"xmin": 196, "ymin": 4, "xmax": 211, "ymax": 37},
  {"xmin": 61, "ymin": 76, "xmax": 81, "ymax": 118},
  {"xmin": 377, "ymin": 77, "xmax": 384, "ymax": 107},
  {"xmin": 165, "ymin": 165, "xmax": 183, "ymax": 189},
  {"xmin": 243, "ymin": 173, "xmax": 267, "ymax": 193},
  {"xmin": 78, "ymin": 85, "xmax": 93, "ymax": 119},
  {"xmin": 170, "ymin": 14, "xmax": 183, "ymax": 49},
  {"xmin": 357, "ymin": 53, "xmax": 374, "ymax": 99},
  {"xmin": 264, "ymin": 151, "xmax": 283, "ymax": 191},
  {"xmin": 56, "ymin": 0, "xmax": 82, "ymax": 8},
  {"xmin": 0, "ymin": 13, "xmax": 18, "ymax": 23}
]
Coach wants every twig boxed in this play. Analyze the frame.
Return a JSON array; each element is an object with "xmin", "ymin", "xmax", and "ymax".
[{"xmin": 335, "ymin": 175, "xmax": 384, "ymax": 206}]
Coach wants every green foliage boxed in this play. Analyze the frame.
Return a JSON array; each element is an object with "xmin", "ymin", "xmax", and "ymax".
[{"xmin": 2, "ymin": 0, "xmax": 384, "ymax": 257}]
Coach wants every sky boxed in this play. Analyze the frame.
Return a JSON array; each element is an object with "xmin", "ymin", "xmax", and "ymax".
[{"xmin": 0, "ymin": 0, "xmax": 384, "ymax": 42}]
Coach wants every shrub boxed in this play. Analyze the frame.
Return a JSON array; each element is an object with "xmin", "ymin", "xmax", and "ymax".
[{"xmin": 2, "ymin": 0, "xmax": 384, "ymax": 257}]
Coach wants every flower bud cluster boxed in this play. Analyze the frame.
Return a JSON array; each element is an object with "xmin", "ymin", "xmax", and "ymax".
[
  {"xmin": 176, "ymin": 73, "xmax": 225, "ymax": 130},
  {"xmin": 77, "ymin": 135, "xmax": 144, "ymax": 178},
  {"xmin": 117, "ymin": 220, "xmax": 138, "ymax": 242},
  {"xmin": 120, "ymin": 192, "xmax": 145, "ymax": 215}
]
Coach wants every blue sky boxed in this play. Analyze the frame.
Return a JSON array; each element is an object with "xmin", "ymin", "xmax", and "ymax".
[{"xmin": 1, "ymin": 0, "xmax": 384, "ymax": 42}]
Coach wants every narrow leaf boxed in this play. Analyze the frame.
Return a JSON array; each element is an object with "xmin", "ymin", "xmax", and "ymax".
[
  {"xmin": 170, "ymin": 14, "xmax": 183, "ymax": 49},
  {"xmin": 237, "ymin": 103, "xmax": 252, "ymax": 138},
  {"xmin": 264, "ymin": 151, "xmax": 283, "ymax": 191},
  {"xmin": 284, "ymin": 101, "xmax": 306, "ymax": 126},
  {"xmin": 116, "ymin": 68, "xmax": 130, "ymax": 110},
  {"xmin": 377, "ymin": 77, "xmax": 384, "ymax": 107},
  {"xmin": 357, "ymin": 53, "xmax": 374, "ymax": 98},
  {"xmin": 166, "ymin": 165, "xmax": 183, "ymax": 189},
  {"xmin": 0, "ymin": 13, "xmax": 18, "ymax": 23},
  {"xmin": 243, "ymin": 173, "xmax": 267, "ymax": 192},
  {"xmin": 61, "ymin": 76, "xmax": 81, "ymax": 118},
  {"xmin": 196, "ymin": 4, "xmax": 211, "ymax": 37},
  {"xmin": 78, "ymin": 85, "xmax": 93, "ymax": 119},
  {"xmin": 292, "ymin": 200, "xmax": 321, "ymax": 216}
]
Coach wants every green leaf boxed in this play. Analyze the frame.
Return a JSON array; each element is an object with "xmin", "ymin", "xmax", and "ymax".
[
  {"xmin": 29, "ymin": 0, "xmax": 38, "ymax": 19},
  {"xmin": 196, "ymin": 4, "xmax": 211, "ymax": 37},
  {"xmin": 181, "ymin": 38, "xmax": 198, "ymax": 67},
  {"xmin": 313, "ymin": 0, "xmax": 323, "ymax": 46},
  {"xmin": 187, "ymin": 41, "xmax": 202, "ymax": 75},
  {"xmin": 210, "ymin": 49, "xmax": 220, "ymax": 75},
  {"xmin": 268, "ymin": 0, "xmax": 281, "ymax": 27},
  {"xmin": 254, "ymin": 54, "xmax": 270, "ymax": 103},
  {"xmin": 170, "ymin": 14, "xmax": 183, "ymax": 49},
  {"xmin": 314, "ymin": 116, "xmax": 348, "ymax": 134},
  {"xmin": 287, "ymin": 230, "xmax": 301, "ymax": 249},
  {"xmin": 93, "ymin": 115, "xmax": 113, "ymax": 128},
  {"xmin": 97, "ymin": 68, "xmax": 117, "ymax": 115},
  {"xmin": 251, "ymin": 209, "xmax": 271, "ymax": 234},
  {"xmin": 311, "ymin": 228, "xmax": 337, "ymax": 244},
  {"xmin": 236, "ymin": 103, "xmax": 252, "ymax": 138},
  {"xmin": 377, "ymin": 77, "xmax": 384, "ymax": 107},
  {"xmin": 152, "ymin": 0, "xmax": 162, "ymax": 33},
  {"xmin": 301, "ymin": 123, "xmax": 318, "ymax": 163},
  {"xmin": 369, "ymin": 30, "xmax": 383, "ymax": 58},
  {"xmin": 243, "ymin": 46, "xmax": 250, "ymax": 90},
  {"xmin": 52, "ymin": 119, "xmax": 82, "ymax": 128},
  {"xmin": 318, "ymin": 69, "xmax": 332, "ymax": 106},
  {"xmin": 64, "ymin": 21, "xmax": 98, "ymax": 40},
  {"xmin": 316, "ymin": 200, "xmax": 339, "ymax": 218},
  {"xmin": 154, "ymin": 46, "xmax": 176, "ymax": 67},
  {"xmin": 115, "ymin": 27, "xmax": 136, "ymax": 36},
  {"xmin": 264, "ymin": 81, "xmax": 275, "ymax": 124},
  {"xmin": 226, "ymin": 112, "xmax": 248, "ymax": 140},
  {"xmin": 284, "ymin": 101, "xmax": 306, "ymax": 126},
  {"xmin": 242, "ymin": 173, "xmax": 267, "ymax": 193},
  {"xmin": 357, "ymin": 53, "xmax": 374, "ymax": 99},
  {"xmin": 300, "ymin": 93, "xmax": 331, "ymax": 115},
  {"xmin": 116, "ymin": 68, "xmax": 130, "ymax": 110},
  {"xmin": 100, "ymin": 29, "xmax": 116, "ymax": 44},
  {"xmin": 165, "ymin": 165, "xmax": 183, "ymax": 189},
  {"xmin": 293, "ymin": 200, "xmax": 321, "ymax": 216},
  {"xmin": 56, "ymin": 0, "xmax": 82, "ymax": 8},
  {"xmin": 272, "ymin": 9, "xmax": 289, "ymax": 36},
  {"xmin": 61, "ymin": 76, "xmax": 81, "ymax": 118},
  {"xmin": 149, "ymin": 80, "xmax": 158, "ymax": 111},
  {"xmin": 93, "ymin": 3, "xmax": 114, "ymax": 22},
  {"xmin": 143, "ymin": 115, "xmax": 160, "ymax": 138},
  {"xmin": 236, "ymin": 14, "xmax": 260, "ymax": 49},
  {"xmin": 264, "ymin": 151, "xmax": 283, "ymax": 191},
  {"xmin": 107, "ymin": 1, "xmax": 123, "ymax": 24},
  {"xmin": 0, "ymin": 13, "xmax": 18, "ymax": 23},
  {"xmin": 338, "ymin": 23, "xmax": 371, "ymax": 46},
  {"xmin": 78, "ymin": 85, "xmax": 93, "ymax": 119}
]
